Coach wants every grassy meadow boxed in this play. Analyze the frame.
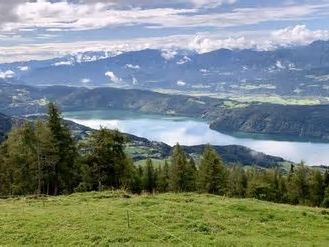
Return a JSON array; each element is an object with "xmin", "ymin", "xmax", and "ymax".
[{"xmin": 0, "ymin": 191, "xmax": 329, "ymax": 246}]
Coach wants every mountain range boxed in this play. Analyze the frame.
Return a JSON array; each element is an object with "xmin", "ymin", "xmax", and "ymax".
[{"xmin": 1, "ymin": 40, "xmax": 329, "ymax": 96}]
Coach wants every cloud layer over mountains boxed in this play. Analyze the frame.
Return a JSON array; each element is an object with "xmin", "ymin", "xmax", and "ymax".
[{"xmin": 0, "ymin": 1, "xmax": 329, "ymax": 62}]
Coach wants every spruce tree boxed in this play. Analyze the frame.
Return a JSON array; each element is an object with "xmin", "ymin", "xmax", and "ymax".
[
  {"xmin": 186, "ymin": 157, "xmax": 197, "ymax": 192},
  {"xmin": 34, "ymin": 120, "xmax": 59, "ymax": 195},
  {"xmin": 322, "ymin": 186, "xmax": 329, "ymax": 208},
  {"xmin": 198, "ymin": 145, "xmax": 227, "ymax": 195},
  {"xmin": 228, "ymin": 166, "xmax": 247, "ymax": 197},
  {"xmin": 169, "ymin": 143, "xmax": 195, "ymax": 192},
  {"xmin": 129, "ymin": 166, "xmax": 143, "ymax": 194},
  {"xmin": 47, "ymin": 103, "xmax": 78, "ymax": 195},
  {"xmin": 157, "ymin": 160, "xmax": 170, "ymax": 192},
  {"xmin": 81, "ymin": 128, "xmax": 132, "ymax": 190},
  {"xmin": 324, "ymin": 170, "xmax": 329, "ymax": 189},
  {"xmin": 288, "ymin": 164, "xmax": 310, "ymax": 205},
  {"xmin": 309, "ymin": 170, "xmax": 324, "ymax": 207},
  {"xmin": 143, "ymin": 159, "xmax": 157, "ymax": 193}
]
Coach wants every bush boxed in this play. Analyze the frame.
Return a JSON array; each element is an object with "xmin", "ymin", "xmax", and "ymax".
[
  {"xmin": 74, "ymin": 182, "xmax": 92, "ymax": 193},
  {"xmin": 321, "ymin": 198, "xmax": 329, "ymax": 208}
]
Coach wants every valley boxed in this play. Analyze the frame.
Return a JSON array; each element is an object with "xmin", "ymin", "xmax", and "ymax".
[
  {"xmin": 64, "ymin": 110, "xmax": 329, "ymax": 166},
  {"xmin": 0, "ymin": 111, "xmax": 287, "ymax": 169},
  {"xmin": 2, "ymin": 1, "xmax": 329, "ymax": 245},
  {"xmin": 2, "ymin": 79, "xmax": 329, "ymax": 166},
  {"xmin": 2, "ymin": 80, "xmax": 329, "ymax": 144}
]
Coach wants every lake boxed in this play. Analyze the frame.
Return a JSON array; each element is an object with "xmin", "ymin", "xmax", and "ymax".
[{"xmin": 64, "ymin": 110, "xmax": 329, "ymax": 166}]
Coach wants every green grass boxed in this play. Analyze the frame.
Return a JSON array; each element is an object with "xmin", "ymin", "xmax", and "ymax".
[
  {"xmin": 1, "ymin": 191, "xmax": 329, "ymax": 246},
  {"xmin": 153, "ymin": 88, "xmax": 329, "ymax": 106},
  {"xmin": 228, "ymin": 95, "xmax": 323, "ymax": 105},
  {"xmin": 134, "ymin": 159, "xmax": 166, "ymax": 167}
]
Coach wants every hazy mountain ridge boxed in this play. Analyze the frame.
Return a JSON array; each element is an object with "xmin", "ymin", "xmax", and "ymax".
[
  {"xmin": 1, "ymin": 41, "xmax": 329, "ymax": 96},
  {"xmin": 2, "ymin": 81, "xmax": 329, "ymax": 142},
  {"xmin": 0, "ymin": 80, "xmax": 224, "ymax": 117},
  {"xmin": 210, "ymin": 104, "xmax": 329, "ymax": 142}
]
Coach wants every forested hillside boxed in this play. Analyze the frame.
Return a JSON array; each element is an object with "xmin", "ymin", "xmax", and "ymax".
[
  {"xmin": 1, "ymin": 103, "xmax": 329, "ymax": 208},
  {"xmin": 2, "ymin": 81, "xmax": 329, "ymax": 142},
  {"xmin": 0, "ymin": 113, "xmax": 12, "ymax": 142},
  {"xmin": 210, "ymin": 104, "xmax": 329, "ymax": 142},
  {"xmin": 0, "ymin": 112, "xmax": 287, "ymax": 167}
]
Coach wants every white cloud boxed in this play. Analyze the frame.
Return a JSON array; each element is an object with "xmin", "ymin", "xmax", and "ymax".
[
  {"xmin": 188, "ymin": 35, "xmax": 257, "ymax": 53},
  {"xmin": 0, "ymin": 35, "xmax": 191, "ymax": 63},
  {"xmin": 53, "ymin": 61, "xmax": 74, "ymax": 66},
  {"xmin": 105, "ymin": 71, "xmax": 121, "ymax": 83},
  {"xmin": 125, "ymin": 64, "xmax": 140, "ymax": 69},
  {"xmin": 177, "ymin": 56, "xmax": 192, "ymax": 65},
  {"xmin": 188, "ymin": 0, "xmax": 236, "ymax": 8},
  {"xmin": 0, "ymin": 0, "xmax": 26, "ymax": 26},
  {"xmin": 1, "ymin": 1, "xmax": 328, "ymax": 32},
  {"xmin": 81, "ymin": 78, "xmax": 91, "ymax": 84},
  {"xmin": 132, "ymin": 77, "xmax": 138, "ymax": 85},
  {"xmin": 1, "ymin": 1, "xmax": 197, "ymax": 32},
  {"xmin": 161, "ymin": 49, "xmax": 177, "ymax": 60},
  {"xmin": 1, "ymin": 25, "xmax": 329, "ymax": 63},
  {"xmin": 271, "ymin": 25, "xmax": 329, "ymax": 46},
  {"xmin": 275, "ymin": 61, "xmax": 285, "ymax": 70},
  {"xmin": 0, "ymin": 70, "xmax": 15, "ymax": 79},
  {"xmin": 200, "ymin": 68, "xmax": 210, "ymax": 73},
  {"xmin": 17, "ymin": 65, "xmax": 29, "ymax": 71},
  {"xmin": 79, "ymin": 0, "xmax": 236, "ymax": 9},
  {"xmin": 177, "ymin": 80, "xmax": 187, "ymax": 86}
]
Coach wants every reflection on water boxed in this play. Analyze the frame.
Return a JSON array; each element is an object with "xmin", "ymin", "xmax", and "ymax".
[{"xmin": 64, "ymin": 110, "xmax": 329, "ymax": 166}]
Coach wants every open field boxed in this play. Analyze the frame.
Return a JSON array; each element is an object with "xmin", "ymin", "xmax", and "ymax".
[
  {"xmin": 228, "ymin": 95, "xmax": 324, "ymax": 105},
  {"xmin": 1, "ymin": 191, "xmax": 329, "ymax": 246},
  {"xmin": 153, "ymin": 89, "xmax": 329, "ymax": 106}
]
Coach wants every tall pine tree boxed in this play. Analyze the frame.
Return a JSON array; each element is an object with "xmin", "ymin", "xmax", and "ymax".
[
  {"xmin": 47, "ymin": 103, "xmax": 78, "ymax": 194},
  {"xmin": 169, "ymin": 143, "xmax": 196, "ymax": 192},
  {"xmin": 198, "ymin": 145, "xmax": 227, "ymax": 195},
  {"xmin": 157, "ymin": 160, "xmax": 170, "ymax": 192},
  {"xmin": 81, "ymin": 128, "xmax": 133, "ymax": 191},
  {"xmin": 143, "ymin": 159, "xmax": 157, "ymax": 193}
]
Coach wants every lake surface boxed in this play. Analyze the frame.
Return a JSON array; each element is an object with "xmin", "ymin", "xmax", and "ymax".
[{"xmin": 64, "ymin": 110, "xmax": 329, "ymax": 166}]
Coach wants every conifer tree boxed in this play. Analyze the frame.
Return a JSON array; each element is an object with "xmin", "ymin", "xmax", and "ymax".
[
  {"xmin": 81, "ymin": 128, "xmax": 132, "ymax": 190},
  {"xmin": 288, "ymin": 164, "xmax": 310, "ymax": 205},
  {"xmin": 309, "ymin": 170, "xmax": 324, "ymax": 206},
  {"xmin": 288, "ymin": 164, "xmax": 294, "ymax": 178},
  {"xmin": 0, "ymin": 120, "xmax": 61, "ymax": 195},
  {"xmin": 0, "ymin": 123, "xmax": 38, "ymax": 195},
  {"xmin": 143, "ymin": 159, "xmax": 157, "ymax": 193},
  {"xmin": 185, "ymin": 157, "xmax": 197, "ymax": 192},
  {"xmin": 227, "ymin": 166, "xmax": 247, "ymax": 197},
  {"xmin": 322, "ymin": 186, "xmax": 329, "ymax": 208},
  {"xmin": 169, "ymin": 143, "xmax": 194, "ymax": 192},
  {"xmin": 157, "ymin": 160, "xmax": 170, "ymax": 192},
  {"xmin": 129, "ymin": 166, "xmax": 143, "ymax": 194},
  {"xmin": 198, "ymin": 145, "xmax": 227, "ymax": 195},
  {"xmin": 34, "ymin": 120, "xmax": 59, "ymax": 195},
  {"xmin": 47, "ymin": 103, "xmax": 78, "ymax": 194},
  {"xmin": 324, "ymin": 170, "xmax": 329, "ymax": 189}
]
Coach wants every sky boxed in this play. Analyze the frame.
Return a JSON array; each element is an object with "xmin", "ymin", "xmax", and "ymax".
[{"xmin": 0, "ymin": 0, "xmax": 329, "ymax": 62}]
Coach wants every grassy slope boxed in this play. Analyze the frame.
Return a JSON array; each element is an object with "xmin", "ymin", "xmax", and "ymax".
[{"xmin": 0, "ymin": 191, "xmax": 329, "ymax": 246}]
